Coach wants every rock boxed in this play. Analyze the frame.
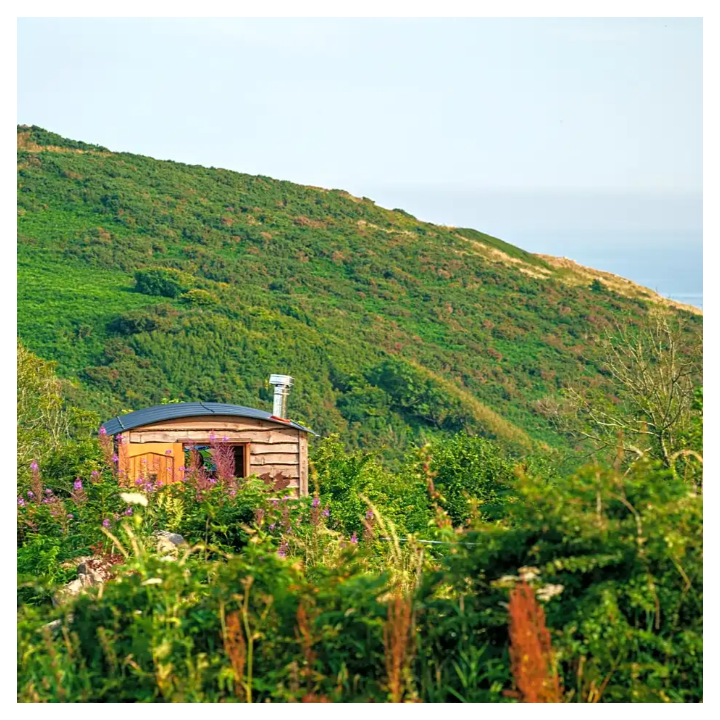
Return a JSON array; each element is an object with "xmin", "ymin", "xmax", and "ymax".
[
  {"xmin": 153, "ymin": 531, "xmax": 186, "ymax": 559},
  {"xmin": 52, "ymin": 557, "xmax": 117, "ymax": 606},
  {"xmin": 155, "ymin": 530, "xmax": 186, "ymax": 546},
  {"xmin": 60, "ymin": 555, "xmax": 92, "ymax": 570},
  {"xmin": 53, "ymin": 574, "xmax": 94, "ymax": 606}
]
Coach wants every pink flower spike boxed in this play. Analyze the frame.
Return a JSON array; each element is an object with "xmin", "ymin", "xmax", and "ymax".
[{"xmin": 99, "ymin": 427, "xmax": 107, "ymax": 436}]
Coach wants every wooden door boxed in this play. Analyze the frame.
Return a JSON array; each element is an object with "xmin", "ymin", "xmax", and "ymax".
[{"xmin": 122, "ymin": 443, "xmax": 184, "ymax": 486}]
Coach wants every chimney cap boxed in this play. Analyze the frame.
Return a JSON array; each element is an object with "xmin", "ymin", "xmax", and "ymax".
[{"xmin": 269, "ymin": 374, "xmax": 294, "ymax": 386}]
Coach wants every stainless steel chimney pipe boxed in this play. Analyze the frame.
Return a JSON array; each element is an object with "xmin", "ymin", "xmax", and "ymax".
[{"xmin": 269, "ymin": 374, "xmax": 294, "ymax": 418}]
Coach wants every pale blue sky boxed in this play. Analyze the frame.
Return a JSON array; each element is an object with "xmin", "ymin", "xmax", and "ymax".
[{"xmin": 17, "ymin": 17, "xmax": 703, "ymax": 300}]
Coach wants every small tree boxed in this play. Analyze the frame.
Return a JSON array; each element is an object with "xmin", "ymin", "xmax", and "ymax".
[
  {"xmin": 17, "ymin": 342, "xmax": 69, "ymax": 477},
  {"xmin": 134, "ymin": 267, "xmax": 192, "ymax": 298},
  {"xmin": 563, "ymin": 313, "xmax": 702, "ymax": 470}
]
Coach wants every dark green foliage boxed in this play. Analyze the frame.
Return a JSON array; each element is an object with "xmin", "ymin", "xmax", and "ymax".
[
  {"xmin": 425, "ymin": 433, "xmax": 517, "ymax": 525},
  {"xmin": 369, "ymin": 358, "xmax": 472, "ymax": 431},
  {"xmin": 419, "ymin": 461, "xmax": 703, "ymax": 703},
  {"xmin": 311, "ymin": 434, "xmax": 432, "ymax": 536},
  {"xmin": 17, "ymin": 456, "xmax": 702, "ymax": 702},
  {"xmin": 134, "ymin": 267, "xmax": 193, "ymax": 298}
]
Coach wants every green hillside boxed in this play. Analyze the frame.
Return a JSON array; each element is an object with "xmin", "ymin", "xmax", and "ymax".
[{"xmin": 16, "ymin": 125, "xmax": 701, "ymax": 459}]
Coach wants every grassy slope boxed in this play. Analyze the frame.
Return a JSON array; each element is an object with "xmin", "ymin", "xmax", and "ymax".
[{"xmin": 16, "ymin": 126, "xmax": 702, "ymax": 460}]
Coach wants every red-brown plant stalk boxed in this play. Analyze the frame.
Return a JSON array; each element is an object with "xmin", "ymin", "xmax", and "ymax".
[
  {"xmin": 508, "ymin": 580, "xmax": 562, "ymax": 703},
  {"xmin": 223, "ymin": 610, "xmax": 247, "ymax": 699},
  {"xmin": 383, "ymin": 592, "xmax": 414, "ymax": 703}
]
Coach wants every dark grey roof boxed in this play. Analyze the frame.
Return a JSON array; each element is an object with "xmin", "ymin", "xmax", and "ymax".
[{"xmin": 101, "ymin": 402, "xmax": 316, "ymax": 436}]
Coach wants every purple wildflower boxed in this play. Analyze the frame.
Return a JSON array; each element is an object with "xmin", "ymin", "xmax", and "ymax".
[
  {"xmin": 99, "ymin": 427, "xmax": 107, "ymax": 436},
  {"xmin": 74, "ymin": 479, "xmax": 83, "ymax": 491},
  {"xmin": 27, "ymin": 491, "xmax": 34, "ymax": 499},
  {"xmin": 30, "ymin": 460, "xmax": 39, "ymax": 471},
  {"xmin": 229, "ymin": 489, "xmax": 237, "ymax": 498},
  {"xmin": 366, "ymin": 510, "xmax": 374, "ymax": 520},
  {"xmin": 269, "ymin": 523, "xmax": 276, "ymax": 531},
  {"xmin": 277, "ymin": 548, "xmax": 286, "ymax": 557},
  {"xmin": 102, "ymin": 518, "xmax": 110, "ymax": 528},
  {"xmin": 91, "ymin": 470, "xmax": 99, "ymax": 478},
  {"xmin": 350, "ymin": 532, "xmax": 358, "ymax": 544},
  {"xmin": 165, "ymin": 449, "xmax": 172, "ymax": 455},
  {"xmin": 45, "ymin": 488, "xmax": 53, "ymax": 495},
  {"xmin": 312, "ymin": 497, "xmax": 320, "ymax": 508},
  {"xmin": 222, "ymin": 435, "xmax": 229, "ymax": 442},
  {"xmin": 67, "ymin": 513, "xmax": 74, "ymax": 519},
  {"xmin": 17, "ymin": 497, "xmax": 26, "ymax": 507},
  {"xmin": 113, "ymin": 513, "xmax": 120, "ymax": 521},
  {"xmin": 124, "ymin": 507, "xmax": 133, "ymax": 516},
  {"xmin": 112, "ymin": 454, "xmax": 119, "ymax": 463},
  {"xmin": 322, "ymin": 506, "xmax": 330, "ymax": 518}
]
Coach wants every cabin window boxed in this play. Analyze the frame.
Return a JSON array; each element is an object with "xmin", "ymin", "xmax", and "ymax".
[{"xmin": 183, "ymin": 442, "xmax": 248, "ymax": 479}]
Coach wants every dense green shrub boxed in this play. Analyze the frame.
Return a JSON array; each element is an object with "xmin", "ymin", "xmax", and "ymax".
[
  {"xmin": 180, "ymin": 288, "xmax": 221, "ymax": 306},
  {"xmin": 419, "ymin": 461, "xmax": 703, "ymax": 703},
  {"xmin": 424, "ymin": 433, "xmax": 518, "ymax": 525},
  {"xmin": 17, "ymin": 456, "xmax": 702, "ymax": 702},
  {"xmin": 311, "ymin": 434, "xmax": 431, "ymax": 536},
  {"xmin": 134, "ymin": 267, "xmax": 193, "ymax": 298}
]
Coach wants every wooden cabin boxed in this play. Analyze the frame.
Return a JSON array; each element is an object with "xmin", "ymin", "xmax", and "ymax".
[{"xmin": 100, "ymin": 399, "xmax": 315, "ymax": 497}]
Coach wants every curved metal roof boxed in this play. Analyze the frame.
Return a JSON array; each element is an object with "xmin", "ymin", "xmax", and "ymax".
[{"xmin": 101, "ymin": 402, "xmax": 316, "ymax": 436}]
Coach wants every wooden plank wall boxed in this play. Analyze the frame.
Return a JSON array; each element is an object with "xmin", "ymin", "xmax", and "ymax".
[{"xmin": 122, "ymin": 415, "xmax": 307, "ymax": 495}]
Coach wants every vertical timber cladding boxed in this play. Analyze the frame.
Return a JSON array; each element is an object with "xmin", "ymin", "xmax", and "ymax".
[{"xmin": 125, "ymin": 415, "xmax": 305, "ymax": 494}]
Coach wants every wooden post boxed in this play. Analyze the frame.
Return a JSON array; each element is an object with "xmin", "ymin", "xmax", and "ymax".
[{"xmin": 298, "ymin": 431, "xmax": 309, "ymax": 497}]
